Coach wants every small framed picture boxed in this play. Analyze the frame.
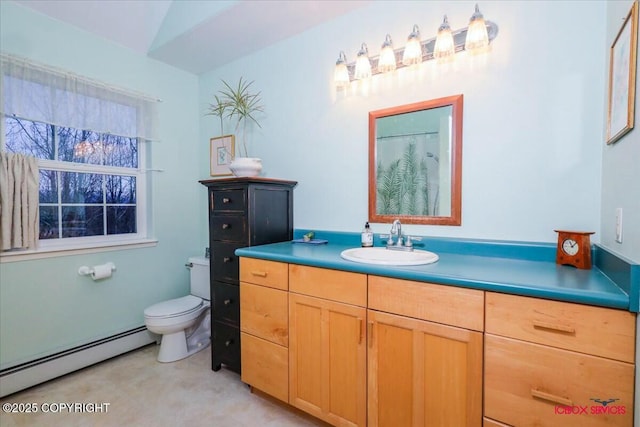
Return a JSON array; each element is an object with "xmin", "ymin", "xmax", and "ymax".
[
  {"xmin": 210, "ymin": 135, "xmax": 235, "ymax": 176},
  {"xmin": 607, "ymin": 0, "xmax": 638, "ymax": 145}
]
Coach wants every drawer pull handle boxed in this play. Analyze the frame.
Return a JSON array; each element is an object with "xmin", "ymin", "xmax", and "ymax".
[
  {"xmin": 223, "ymin": 257, "xmax": 231, "ymax": 263},
  {"xmin": 225, "ymin": 339, "xmax": 233, "ymax": 347},
  {"xmin": 251, "ymin": 271, "xmax": 267, "ymax": 278},
  {"xmin": 531, "ymin": 389, "xmax": 573, "ymax": 406},
  {"xmin": 222, "ymin": 197, "xmax": 231, "ymax": 204},
  {"xmin": 532, "ymin": 320, "xmax": 575, "ymax": 334},
  {"xmin": 224, "ymin": 299, "xmax": 231, "ymax": 306},
  {"xmin": 222, "ymin": 223, "xmax": 230, "ymax": 230}
]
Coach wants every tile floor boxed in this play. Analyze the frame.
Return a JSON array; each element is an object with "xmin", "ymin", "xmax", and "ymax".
[{"xmin": 0, "ymin": 344, "xmax": 325, "ymax": 427}]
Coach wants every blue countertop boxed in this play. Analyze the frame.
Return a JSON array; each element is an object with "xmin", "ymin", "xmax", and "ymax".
[{"xmin": 235, "ymin": 231, "xmax": 636, "ymax": 312}]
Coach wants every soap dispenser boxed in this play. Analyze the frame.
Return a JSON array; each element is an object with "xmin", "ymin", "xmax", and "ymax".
[{"xmin": 361, "ymin": 222, "xmax": 374, "ymax": 247}]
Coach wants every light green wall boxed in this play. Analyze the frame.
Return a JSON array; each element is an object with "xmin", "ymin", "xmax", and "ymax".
[
  {"xmin": 602, "ymin": 0, "xmax": 640, "ymax": 264},
  {"xmin": 0, "ymin": 2, "xmax": 207, "ymax": 367},
  {"xmin": 199, "ymin": 0, "xmax": 606, "ymax": 243}
]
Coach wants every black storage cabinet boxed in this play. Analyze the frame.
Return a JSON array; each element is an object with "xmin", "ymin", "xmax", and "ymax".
[{"xmin": 200, "ymin": 177, "xmax": 296, "ymax": 374}]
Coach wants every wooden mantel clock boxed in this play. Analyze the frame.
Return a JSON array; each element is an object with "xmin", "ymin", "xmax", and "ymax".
[{"xmin": 554, "ymin": 230, "xmax": 595, "ymax": 269}]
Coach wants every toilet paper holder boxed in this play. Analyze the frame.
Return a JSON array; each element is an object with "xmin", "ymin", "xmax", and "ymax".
[{"xmin": 78, "ymin": 262, "xmax": 116, "ymax": 279}]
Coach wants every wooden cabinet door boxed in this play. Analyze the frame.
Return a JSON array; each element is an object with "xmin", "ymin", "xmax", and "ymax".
[
  {"xmin": 367, "ymin": 310, "xmax": 483, "ymax": 427},
  {"xmin": 289, "ymin": 293, "xmax": 367, "ymax": 427}
]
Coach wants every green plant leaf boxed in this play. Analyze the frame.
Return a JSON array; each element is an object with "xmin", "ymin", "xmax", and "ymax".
[{"xmin": 217, "ymin": 77, "xmax": 265, "ymax": 157}]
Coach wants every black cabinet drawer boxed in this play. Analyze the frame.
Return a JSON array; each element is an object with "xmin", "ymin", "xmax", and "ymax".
[
  {"xmin": 211, "ymin": 242, "xmax": 243, "ymax": 284},
  {"xmin": 211, "ymin": 189, "xmax": 246, "ymax": 213},
  {"xmin": 211, "ymin": 215, "xmax": 246, "ymax": 242},
  {"xmin": 212, "ymin": 281, "xmax": 239, "ymax": 325},
  {"xmin": 212, "ymin": 321, "xmax": 240, "ymax": 373}
]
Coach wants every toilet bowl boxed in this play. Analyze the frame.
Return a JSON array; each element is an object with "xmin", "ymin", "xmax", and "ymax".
[{"xmin": 144, "ymin": 257, "xmax": 211, "ymax": 363}]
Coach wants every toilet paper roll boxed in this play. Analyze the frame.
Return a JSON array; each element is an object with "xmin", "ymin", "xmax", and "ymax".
[{"xmin": 91, "ymin": 263, "xmax": 113, "ymax": 280}]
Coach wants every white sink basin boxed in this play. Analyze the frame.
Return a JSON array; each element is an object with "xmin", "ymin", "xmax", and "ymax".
[{"xmin": 340, "ymin": 247, "xmax": 439, "ymax": 266}]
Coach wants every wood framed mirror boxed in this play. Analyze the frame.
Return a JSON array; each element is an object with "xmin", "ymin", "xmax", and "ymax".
[{"xmin": 368, "ymin": 94, "xmax": 463, "ymax": 225}]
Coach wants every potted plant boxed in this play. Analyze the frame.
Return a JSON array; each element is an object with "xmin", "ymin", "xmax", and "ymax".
[{"xmin": 206, "ymin": 77, "xmax": 264, "ymax": 177}]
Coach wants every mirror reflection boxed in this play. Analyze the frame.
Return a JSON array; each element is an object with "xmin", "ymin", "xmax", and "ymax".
[{"xmin": 369, "ymin": 95, "xmax": 463, "ymax": 225}]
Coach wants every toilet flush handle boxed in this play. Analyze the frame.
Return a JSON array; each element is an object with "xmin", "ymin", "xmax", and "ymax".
[{"xmin": 185, "ymin": 262, "xmax": 193, "ymax": 268}]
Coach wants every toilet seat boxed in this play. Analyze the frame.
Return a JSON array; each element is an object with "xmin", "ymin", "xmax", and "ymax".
[{"xmin": 144, "ymin": 295, "xmax": 203, "ymax": 319}]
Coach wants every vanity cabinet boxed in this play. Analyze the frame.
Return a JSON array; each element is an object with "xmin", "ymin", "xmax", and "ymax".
[
  {"xmin": 237, "ymin": 257, "xmax": 637, "ymax": 427},
  {"xmin": 367, "ymin": 276, "xmax": 484, "ymax": 427},
  {"xmin": 484, "ymin": 292, "xmax": 636, "ymax": 427},
  {"xmin": 289, "ymin": 265, "xmax": 368, "ymax": 427},
  {"xmin": 201, "ymin": 177, "xmax": 296, "ymax": 374}
]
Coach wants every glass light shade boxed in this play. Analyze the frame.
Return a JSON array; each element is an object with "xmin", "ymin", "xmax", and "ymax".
[
  {"xmin": 378, "ymin": 34, "xmax": 396, "ymax": 73},
  {"xmin": 354, "ymin": 43, "xmax": 372, "ymax": 80},
  {"xmin": 334, "ymin": 51, "xmax": 350, "ymax": 88},
  {"xmin": 464, "ymin": 4, "xmax": 489, "ymax": 54},
  {"xmin": 402, "ymin": 25, "xmax": 423, "ymax": 66},
  {"xmin": 434, "ymin": 15, "xmax": 455, "ymax": 60}
]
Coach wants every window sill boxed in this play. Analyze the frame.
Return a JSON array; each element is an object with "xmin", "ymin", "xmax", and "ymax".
[{"xmin": 0, "ymin": 238, "xmax": 158, "ymax": 263}]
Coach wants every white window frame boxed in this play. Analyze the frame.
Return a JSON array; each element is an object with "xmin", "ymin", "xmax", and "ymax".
[
  {"xmin": 1, "ymin": 121, "xmax": 156, "ymax": 261},
  {"xmin": 1, "ymin": 108, "xmax": 157, "ymax": 262}
]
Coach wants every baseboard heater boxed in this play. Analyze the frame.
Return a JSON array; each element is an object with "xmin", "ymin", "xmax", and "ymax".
[{"xmin": 0, "ymin": 326, "xmax": 155, "ymax": 398}]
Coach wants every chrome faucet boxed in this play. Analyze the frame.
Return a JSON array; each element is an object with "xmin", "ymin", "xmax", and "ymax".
[
  {"xmin": 382, "ymin": 219, "xmax": 422, "ymax": 251},
  {"xmin": 390, "ymin": 219, "xmax": 403, "ymax": 247}
]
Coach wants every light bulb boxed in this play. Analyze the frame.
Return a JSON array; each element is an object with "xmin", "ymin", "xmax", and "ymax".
[
  {"xmin": 378, "ymin": 34, "xmax": 397, "ymax": 73},
  {"xmin": 402, "ymin": 25, "xmax": 423, "ymax": 66},
  {"xmin": 434, "ymin": 15, "xmax": 455, "ymax": 61},
  {"xmin": 354, "ymin": 43, "xmax": 372, "ymax": 80},
  {"xmin": 465, "ymin": 4, "xmax": 489, "ymax": 54},
  {"xmin": 334, "ymin": 51, "xmax": 350, "ymax": 88}
]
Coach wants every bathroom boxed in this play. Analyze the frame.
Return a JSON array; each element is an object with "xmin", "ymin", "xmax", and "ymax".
[{"xmin": 0, "ymin": 0, "xmax": 638, "ymax": 425}]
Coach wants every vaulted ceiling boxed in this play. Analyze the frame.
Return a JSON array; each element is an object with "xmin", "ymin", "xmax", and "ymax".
[{"xmin": 14, "ymin": 0, "xmax": 369, "ymax": 74}]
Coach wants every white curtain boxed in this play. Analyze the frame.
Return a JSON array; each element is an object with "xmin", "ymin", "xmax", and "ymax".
[
  {"xmin": 0, "ymin": 53, "xmax": 159, "ymax": 141},
  {"xmin": 0, "ymin": 152, "xmax": 39, "ymax": 250}
]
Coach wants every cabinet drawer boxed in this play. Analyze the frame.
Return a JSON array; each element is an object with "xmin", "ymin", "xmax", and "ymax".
[
  {"xmin": 289, "ymin": 264, "xmax": 367, "ymax": 307},
  {"xmin": 240, "ymin": 282, "xmax": 288, "ymax": 346},
  {"xmin": 241, "ymin": 332, "xmax": 288, "ymax": 403},
  {"xmin": 211, "ymin": 215, "xmax": 246, "ymax": 242},
  {"xmin": 485, "ymin": 334, "xmax": 634, "ymax": 427},
  {"xmin": 212, "ymin": 321, "xmax": 241, "ymax": 372},
  {"xmin": 368, "ymin": 275, "xmax": 484, "ymax": 331},
  {"xmin": 211, "ymin": 242, "xmax": 243, "ymax": 283},
  {"xmin": 239, "ymin": 258, "xmax": 288, "ymax": 290},
  {"xmin": 485, "ymin": 292, "xmax": 636, "ymax": 362},
  {"xmin": 211, "ymin": 189, "xmax": 246, "ymax": 212},
  {"xmin": 212, "ymin": 281, "xmax": 239, "ymax": 325}
]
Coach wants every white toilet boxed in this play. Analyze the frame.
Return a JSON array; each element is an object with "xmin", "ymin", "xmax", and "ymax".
[{"xmin": 144, "ymin": 256, "xmax": 211, "ymax": 363}]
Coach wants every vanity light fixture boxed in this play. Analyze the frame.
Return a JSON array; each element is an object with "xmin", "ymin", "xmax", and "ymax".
[
  {"xmin": 378, "ymin": 34, "xmax": 397, "ymax": 73},
  {"xmin": 402, "ymin": 25, "xmax": 423, "ymax": 66},
  {"xmin": 434, "ymin": 15, "xmax": 455, "ymax": 60},
  {"xmin": 354, "ymin": 43, "xmax": 372, "ymax": 80},
  {"xmin": 464, "ymin": 4, "xmax": 490, "ymax": 54},
  {"xmin": 333, "ymin": 3, "xmax": 498, "ymax": 87}
]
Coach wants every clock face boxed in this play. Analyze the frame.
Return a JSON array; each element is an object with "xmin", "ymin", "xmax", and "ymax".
[{"xmin": 562, "ymin": 238, "xmax": 579, "ymax": 256}]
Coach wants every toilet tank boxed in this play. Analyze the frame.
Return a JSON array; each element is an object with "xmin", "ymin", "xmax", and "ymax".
[{"xmin": 188, "ymin": 256, "xmax": 210, "ymax": 300}]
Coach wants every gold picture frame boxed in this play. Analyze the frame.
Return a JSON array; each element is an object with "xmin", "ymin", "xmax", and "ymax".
[
  {"xmin": 607, "ymin": 0, "xmax": 638, "ymax": 145},
  {"xmin": 210, "ymin": 135, "xmax": 235, "ymax": 176}
]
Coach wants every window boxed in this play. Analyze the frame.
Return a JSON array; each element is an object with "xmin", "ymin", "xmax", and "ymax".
[
  {"xmin": 5, "ymin": 117, "xmax": 143, "ymax": 244},
  {"xmin": 1, "ymin": 54, "xmax": 158, "ymax": 253}
]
